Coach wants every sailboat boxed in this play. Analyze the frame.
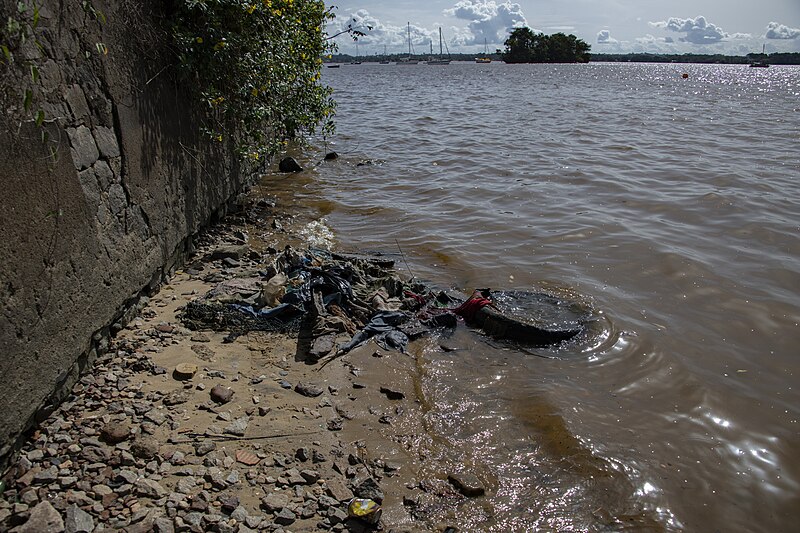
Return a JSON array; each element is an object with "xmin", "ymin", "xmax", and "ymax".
[
  {"xmin": 379, "ymin": 45, "xmax": 390, "ymax": 64},
  {"xmin": 475, "ymin": 38, "xmax": 492, "ymax": 63},
  {"xmin": 427, "ymin": 27, "xmax": 451, "ymax": 65},
  {"xmin": 397, "ymin": 22, "xmax": 419, "ymax": 65},
  {"xmin": 749, "ymin": 44, "xmax": 769, "ymax": 68},
  {"xmin": 349, "ymin": 42, "xmax": 362, "ymax": 65}
]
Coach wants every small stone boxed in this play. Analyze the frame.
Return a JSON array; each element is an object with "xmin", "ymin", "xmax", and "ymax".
[
  {"xmin": 131, "ymin": 437, "xmax": 159, "ymax": 459},
  {"xmin": 210, "ymin": 385, "xmax": 234, "ymax": 404},
  {"xmin": 210, "ymin": 245, "xmax": 248, "ymax": 261},
  {"xmin": 325, "ymin": 478, "xmax": 353, "ymax": 502},
  {"xmin": 163, "ymin": 390, "xmax": 191, "ymax": 406},
  {"xmin": 145, "ymin": 409, "xmax": 167, "ymax": 426},
  {"xmin": 379, "ymin": 386, "xmax": 405, "ymax": 400},
  {"xmin": 299, "ymin": 469, "xmax": 320, "ymax": 484},
  {"xmin": 153, "ymin": 516, "xmax": 175, "ymax": 533},
  {"xmin": 326, "ymin": 418, "xmax": 343, "ymax": 431},
  {"xmin": 278, "ymin": 157, "xmax": 303, "ymax": 172},
  {"xmin": 13, "ymin": 501, "xmax": 63, "ymax": 532},
  {"xmin": 324, "ymin": 152, "xmax": 338, "ymax": 161},
  {"xmin": 294, "ymin": 382, "xmax": 324, "ymax": 397},
  {"xmin": 32, "ymin": 466, "xmax": 58, "ymax": 484},
  {"xmin": 224, "ymin": 416, "xmax": 249, "ymax": 437},
  {"xmin": 218, "ymin": 494, "xmax": 240, "ymax": 513},
  {"xmin": 274, "ymin": 507, "xmax": 297, "ymax": 525},
  {"xmin": 135, "ymin": 478, "xmax": 167, "ymax": 499},
  {"xmin": 295, "ymin": 447, "xmax": 309, "ymax": 462},
  {"xmin": 354, "ymin": 478, "xmax": 384, "ymax": 503},
  {"xmin": 283, "ymin": 467, "xmax": 306, "ymax": 486},
  {"xmin": 64, "ymin": 503, "xmax": 94, "ymax": 533},
  {"xmin": 261, "ymin": 492, "xmax": 289, "ymax": 512}
]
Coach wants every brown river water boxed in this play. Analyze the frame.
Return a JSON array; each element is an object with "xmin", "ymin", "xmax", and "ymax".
[{"xmin": 265, "ymin": 62, "xmax": 799, "ymax": 531}]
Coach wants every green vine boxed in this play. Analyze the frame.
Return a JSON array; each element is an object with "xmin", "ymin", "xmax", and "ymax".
[{"xmin": 169, "ymin": 0, "xmax": 338, "ymax": 161}]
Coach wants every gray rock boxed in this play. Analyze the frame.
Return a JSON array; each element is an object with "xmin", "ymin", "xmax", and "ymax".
[
  {"xmin": 162, "ymin": 390, "xmax": 191, "ymax": 406},
  {"xmin": 300, "ymin": 469, "xmax": 320, "ymax": 484},
  {"xmin": 225, "ymin": 470, "xmax": 240, "ymax": 485},
  {"xmin": 183, "ymin": 512, "xmax": 203, "ymax": 527},
  {"xmin": 176, "ymin": 477, "xmax": 197, "ymax": 494},
  {"xmin": 193, "ymin": 440, "xmax": 216, "ymax": 456},
  {"xmin": 12, "ymin": 501, "xmax": 63, "ymax": 532},
  {"xmin": 64, "ymin": 504, "xmax": 94, "ymax": 533},
  {"xmin": 274, "ymin": 507, "xmax": 296, "ymax": 525},
  {"xmin": 135, "ymin": 478, "xmax": 168, "ymax": 499},
  {"xmin": 93, "ymin": 126, "xmax": 120, "ymax": 158},
  {"xmin": 261, "ymin": 492, "xmax": 289, "ymax": 513},
  {"xmin": 209, "ymin": 246, "xmax": 248, "ymax": 261},
  {"xmin": 106, "ymin": 183, "xmax": 128, "ymax": 216},
  {"xmin": 63, "ymin": 84, "xmax": 90, "ymax": 122},
  {"xmin": 116, "ymin": 470, "xmax": 139, "ymax": 485},
  {"xmin": 327, "ymin": 506, "xmax": 348, "ymax": 525},
  {"xmin": 353, "ymin": 477, "xmax": 384, "ymax": 503},
  {"xmin": 152, "ymin": 516, "xmax": 175, "ymax": 533},
  {"xmin": 283, "ymin": 468, "xmax": 306, "ymax": 486},
  {"xmin": 145, "ymin": 409, "xmax": 167, "ymax": 426},
  {"xmin": 77, "ymin": 167, "xmax": 100, "ymax": 204},
  {"xmin": 230, "ymin": 506, "xmax": 248, "ymax": 522},
  {"xmin": 67, "ymin": 125, "xmax": 100, "ymax": 170},
  {"xmin": 223, "ymin": 416, "xmax": 249, "ymax": 437},
  {"xmin": 32, "ymin": 466, "xmax": 58, "ymax": 484},
  {"xmin": 295, "ymin": 382, "xmax": 324, "ymax": 398},
  {"xmin": 325, "ymin": 478, "xmax": 353, "ymax": 502},
  {"xmin": 94, "ymin": 160, "xmax": 115, "ymax": 189}
]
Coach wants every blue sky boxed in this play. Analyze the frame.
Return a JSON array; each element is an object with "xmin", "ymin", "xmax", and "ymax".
[{"xmin": 326, "ymin": 0, "xmax": 800, "ymax": 55}]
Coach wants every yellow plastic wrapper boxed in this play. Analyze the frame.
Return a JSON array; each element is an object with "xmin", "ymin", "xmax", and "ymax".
[{"xmin": 347, "ymin": 498, "xmax": 382, "ymax": 524}]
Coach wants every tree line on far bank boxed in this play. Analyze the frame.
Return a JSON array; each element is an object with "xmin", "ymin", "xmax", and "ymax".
[{"xmin": 503, "ymin": 27, "xmax": 590, "ymax": 63}]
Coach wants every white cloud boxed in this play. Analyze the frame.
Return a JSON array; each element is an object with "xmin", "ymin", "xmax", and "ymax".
[
  {"xmin": 649, "ymin": 15, "xmax": 728, "ymax": 44},
  {"xmin": 328, "ymin": 9, "xmax": 432, "ymax": 50},
  {"xmin": 596, "ymin": 29, "xmax": 617, "ymax": 44},
  {"xmin": 444, "ymin": 1, "xmax": 528, "ymax": 45},
  {"xmin": 765, "ymin": 21, "xmax": 800, "ymax": 40}
]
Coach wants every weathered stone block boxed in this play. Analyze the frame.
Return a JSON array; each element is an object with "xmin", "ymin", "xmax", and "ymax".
[
  {"xmin": 93, "ymin": 160, "xmax": 114, "ymax": 190},
  {"xmin": 77, "ymin": 167, "xmax": 100, "ymax": 204},
  {"xmin": 93, "ymin": 126, "xmax": 120, "ymax": 158},
  {"xmin": 67, "ymin": 125, "xmax": 99, "ymax": 170},
  {"xmin": 64, "ymin": 84, "xmax": 90, "ymax": 122}
]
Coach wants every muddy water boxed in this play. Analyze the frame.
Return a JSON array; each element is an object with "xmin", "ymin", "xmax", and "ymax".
[{"xmin": 266, "ymin": 62, "xmax": 800, "ymax": 531}]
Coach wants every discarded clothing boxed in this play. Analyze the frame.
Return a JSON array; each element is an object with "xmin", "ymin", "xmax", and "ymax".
[{"xmin": 338, "ymin": 311, "xmax": 410, "ymax": 354}]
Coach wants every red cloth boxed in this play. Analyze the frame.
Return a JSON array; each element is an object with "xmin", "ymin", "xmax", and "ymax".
[{"xmin": 453, "ymin": 294, "xmax": 493, "ymax": 322}]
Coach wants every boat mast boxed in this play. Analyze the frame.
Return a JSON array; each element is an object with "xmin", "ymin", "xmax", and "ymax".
[
  {"xmin": 407, "ymin": 22, "xmax": 411, "ymax": 59},
  {"xmin": 439, "ymin": 27, "xmax": 443, "ymax": 56}
]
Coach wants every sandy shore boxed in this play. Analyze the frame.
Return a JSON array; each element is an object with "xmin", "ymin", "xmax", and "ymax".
[{"xmin": 0, "ymin": 187, "xmax": 481, "ymax": 532}]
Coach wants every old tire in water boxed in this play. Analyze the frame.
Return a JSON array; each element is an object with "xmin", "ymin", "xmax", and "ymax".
[{"xmin": 472, "ymin": 290, "xmax": 588, "ymax": 346}]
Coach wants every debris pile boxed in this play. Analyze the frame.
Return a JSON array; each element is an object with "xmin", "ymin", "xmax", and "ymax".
[{"xmin": 180, "ymin": 248, "xmax": 465, "ymax": 362}]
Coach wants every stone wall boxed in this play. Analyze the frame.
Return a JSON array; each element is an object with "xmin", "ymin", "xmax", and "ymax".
[{"xmin": 0, "ymin": 0, "xmax": 253, "ymax": 468}]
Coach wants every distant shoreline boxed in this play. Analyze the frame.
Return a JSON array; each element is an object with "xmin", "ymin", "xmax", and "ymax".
[{"xmin": 327, "ymin": 51, "xmax": 800, "ymax": 66}]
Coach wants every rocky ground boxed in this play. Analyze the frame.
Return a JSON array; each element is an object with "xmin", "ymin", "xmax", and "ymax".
[{"xmin": 0, "ymin": 189, "xmax": 485, "ymax": 533}]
